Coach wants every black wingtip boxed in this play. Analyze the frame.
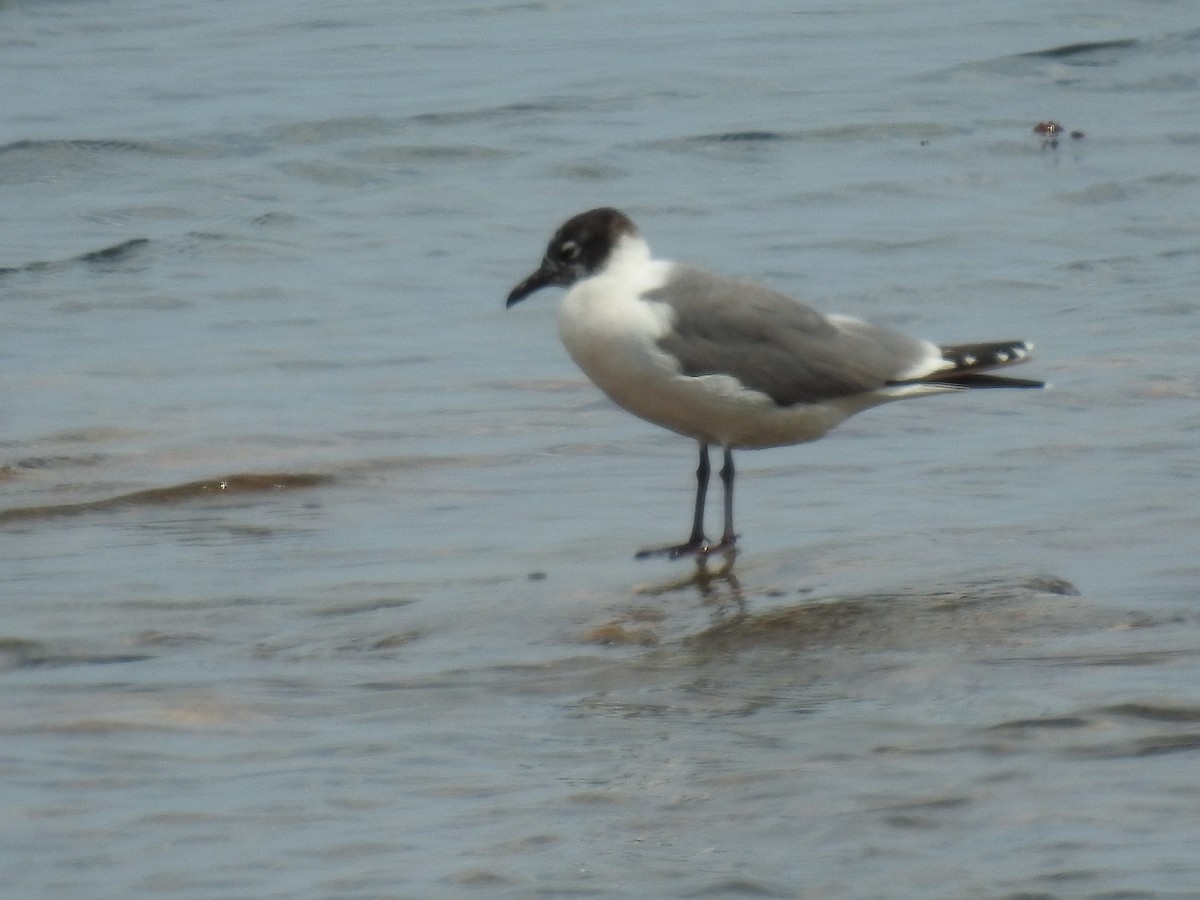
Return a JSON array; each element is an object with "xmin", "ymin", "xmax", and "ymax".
[{"xmin": 893, "ymin": 340, "xmax": 1044, "ymax": 390}]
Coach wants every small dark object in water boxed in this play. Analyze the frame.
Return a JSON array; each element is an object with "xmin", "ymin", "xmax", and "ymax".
[{"xmin": 1033, "ymin": 121, "xmax": 1084, "ymax": 150}]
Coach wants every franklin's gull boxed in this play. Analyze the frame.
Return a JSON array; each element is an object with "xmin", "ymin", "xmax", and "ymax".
[{"xmin": 506, "ymin": 207, "xmax": 1043, "ymax": 559}]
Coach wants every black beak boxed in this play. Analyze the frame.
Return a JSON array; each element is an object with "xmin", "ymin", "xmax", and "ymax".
[{"xmin": 506, "ymin": 262, "xmax": 562, "ymax": 308}]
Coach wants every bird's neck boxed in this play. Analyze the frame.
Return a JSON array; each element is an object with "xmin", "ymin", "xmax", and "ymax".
[{"xmin": 599, "ymin": 233, "xmax": 653, "ymax": 276}]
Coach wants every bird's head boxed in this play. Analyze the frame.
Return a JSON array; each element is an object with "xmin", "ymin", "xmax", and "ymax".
[{"xmin": 505, "ymin": 207, "xmax": 638, "ymax": 307}]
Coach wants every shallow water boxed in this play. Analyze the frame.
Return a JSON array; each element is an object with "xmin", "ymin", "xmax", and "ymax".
[{"xmin": 3, "ymin": 1, "xmax": 1200, "ymax": 897}]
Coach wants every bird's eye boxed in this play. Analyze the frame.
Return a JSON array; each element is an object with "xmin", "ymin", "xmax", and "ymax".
[{"xmin": 557, "ymin": 240, "xmax": 581, "ymax": 261}]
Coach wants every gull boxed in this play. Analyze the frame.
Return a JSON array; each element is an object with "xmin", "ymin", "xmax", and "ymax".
[{"xmin": 505, "ymin": 207, "xmax": 1043, "ymax": 559}]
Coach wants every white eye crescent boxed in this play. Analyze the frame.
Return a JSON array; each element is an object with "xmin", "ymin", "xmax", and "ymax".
[{"xmin": 558, "ymin": 240, "xmax": 581, "ymax": 260}]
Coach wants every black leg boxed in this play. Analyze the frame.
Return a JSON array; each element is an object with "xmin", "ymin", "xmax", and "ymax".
[
  {"xmin": 686, "ymin": 442, "xmax": 711, "ymax": 547},
  {"xmin": 636, "ymin": 441, "xmax": 717, "ymax": 559},
  {"xmin": 717, "ymin": 447, "xmax": 737, "ymax": 550}
]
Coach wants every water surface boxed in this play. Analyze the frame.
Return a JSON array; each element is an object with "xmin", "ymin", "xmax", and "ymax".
[{"xmin": 3, "ymin": 1, "xmax": 1200, "ymax": 897}]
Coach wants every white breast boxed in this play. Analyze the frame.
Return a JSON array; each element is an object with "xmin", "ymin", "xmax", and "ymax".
[{"xmin": 556, "ymin": 238, "xmax": 678, "ymax": 403}]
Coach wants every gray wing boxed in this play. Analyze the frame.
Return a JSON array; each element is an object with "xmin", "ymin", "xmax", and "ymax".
[{"xmin": 648, "ymin": 266, "xmax": 936, "ymax": 407}]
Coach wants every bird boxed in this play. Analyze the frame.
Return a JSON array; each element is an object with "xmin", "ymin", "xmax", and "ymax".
[{"xmin": 505, "ymin": 207, "xmax": 1043, "ymax": 559}]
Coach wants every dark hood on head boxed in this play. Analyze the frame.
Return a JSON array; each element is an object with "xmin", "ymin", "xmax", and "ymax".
[{"xmin": 505, "ymin": 207, "xmax": 638, "ymax": 307}]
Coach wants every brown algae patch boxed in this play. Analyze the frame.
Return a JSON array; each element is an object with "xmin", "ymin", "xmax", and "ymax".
[{"xmin": 0, "ymin": 472, "xmax": 332, "ymax": 522}]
